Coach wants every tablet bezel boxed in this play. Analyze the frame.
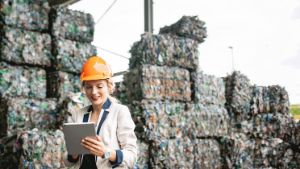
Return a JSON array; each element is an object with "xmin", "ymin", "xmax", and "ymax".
[{"xmin": 63, "ymin": 122, "xmax": 96, "ymax": 154}]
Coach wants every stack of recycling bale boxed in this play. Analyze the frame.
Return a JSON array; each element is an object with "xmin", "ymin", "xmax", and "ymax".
[
  {"xmin": 0, "ymin": 4, "xmax": 298, "ymax": 167},
  {"xmin": 18, "ymin": 129, "xmax": 66, "ymax": 169},
  {"xmin": 190, "ymin": 71, "xmax": 229, "ymax": 133},
  {"xmin": 0, "ymin": 1, "xmax": 54, "ymax": 168},
  {"xmin": 190, "ymin": 71, "xmax": 229, "ymax": 169},
  {"xmin": 47, "ymin": 7, "xmax": 96, "ymax": 99},
  {"xmin": 46, "ymin": 7, "xmax": 96, "ymax": 132},
  {"xmin": 124, "ymin": 16, "xmax": 227, "ymax": 169},
  {"xmin": 0, "ymin": 1, "xmax": 95, "ymax": 168},
  {"xmin": 222, "ymin": 71, "xmax": 299, "ymax": 168}
]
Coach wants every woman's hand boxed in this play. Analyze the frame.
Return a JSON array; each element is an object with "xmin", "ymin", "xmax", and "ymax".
[
  {"xmin": 81, "ymin": 136, "xmax": 116, "ymax": 161},
  {"xmin": 81, "ymin": 136, "xmax": 105, "ymax": 157}
]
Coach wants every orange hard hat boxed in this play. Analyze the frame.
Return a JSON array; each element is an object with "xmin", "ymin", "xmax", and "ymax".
[{"xmin": 80, "ymin": 56, "xmax": 112, "ymax": 81}]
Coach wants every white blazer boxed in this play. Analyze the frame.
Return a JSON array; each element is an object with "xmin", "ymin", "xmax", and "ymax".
[{"xmin": 64, "ymin": 101, "xmax": 138, "ymax": 169}]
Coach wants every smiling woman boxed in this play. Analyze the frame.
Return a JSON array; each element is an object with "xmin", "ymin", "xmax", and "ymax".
[{"xmin": 63, "ymin": 56, "xmax": 138, "ymax": 169}]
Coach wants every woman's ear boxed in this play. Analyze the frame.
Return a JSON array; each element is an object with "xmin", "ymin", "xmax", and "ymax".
[
  {"xmin": 81, "ymin": 82, "xmax": 86, "ymax": 94},
  {"xmin": 81, "ymin": 86, "xmax": 86, "ymax": 95},
  {"xmin": 109, "ymin": 87, "xmax": 114, "ymax": 95}
]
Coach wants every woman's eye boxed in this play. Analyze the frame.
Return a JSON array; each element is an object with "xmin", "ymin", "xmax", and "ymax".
[
  {"xmin": 85, "ymin": 86, "xmax": 92, "ymax": 90},
  {"xmin": 97, "ymin": 86, "xmax": 103, "ymax": 89}
]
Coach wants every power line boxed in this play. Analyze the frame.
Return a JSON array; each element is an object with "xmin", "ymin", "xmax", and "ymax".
[
  {"xmin": 95, "ymin": 45, "xmax": 130, "ymax": 60},
  {"xmin": 95, "ymin": 0, "xmax": 118, "ymax": 25}
]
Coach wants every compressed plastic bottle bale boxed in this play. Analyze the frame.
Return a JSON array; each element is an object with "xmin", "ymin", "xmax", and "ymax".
[
  {"xmin": 229, "ymin": 110, "xmax": 296, "ymax": 141},
  {"xmin": 268, "ymin": 85, "xmax": 290, "ymax": 115},
  {"xmin": 148, "ymin": 139, "xmax": 168, "ymax": 169},
  {"xmin": 217, "ymin": 134, "xmax": 253, "ymax": 169},
  {"xmin": 168, "ymin": 137, "xmax": 194, "ymax": 168},
  {"xmin": 129, "ymin": 100, "xmax": 186, "ymax": 141},
  {"xmin": 251, "ymin": 85, "xmax": 290, "ymax": 115},
  {"xmin": 0, "ymin": 62, "xmax": 46, "ymax": 98},
  {"xmin": 159, "ymin": 16, "xmax": 207, "ymax": 43},
  {"xmin": 124, "ymin": 66, "xmax": 167, "ymax": 101},
  {"xmin": 193, "ymin": 139, "xmax": 222, "ymax": 169},
  {"xmin": 50, "ymin": 7, "xmax": 94, "ymax": 43},
  {"xmin": 224, "ymin": 71, "xmax": 252, "ymax": 124},
  {"xmin": 216, "ymin": 136, "xmax": 236, "ymax": 169},
  {"xmin": 253, "ymin": 138, "xmax": 299, "ymax": 168},
  {"xmin": 260, "ymin": 138, "xmax": 288, "ymax": 168},
  {"xmin": 291, "ymin": 121, "xmax": 300, "ymax": 147},
  {"xmin": 262, "ymin": 86, "xmax": 271, "ymax": 113},
  {"xmin": 219, "ymin": 134, "xmax": 299, "ymax": 169},
  {"xmin": 185, "ymin": 103, "xmax": 229, "ymax": 137},
  {"xmin": 0, "ymin": 135, "xmax": 21, "ymax": 169},
  {"xmin": 124, "ymin": 65, "xmax": 191, "ymax": 102},
  {"xmin": 129, "ymin": 33, "xmax": 199, "ymax": 70},
  {"xmin": 52, "ymin": 38, "xmax": 97, "ymax": 74},
  {"xmin": 252, "ymin": 113, "xmax": 295, "ymax": 139},
  {"xmin": 0, "ymin": 97, "xmax": 57, "ymax": 137},
  {"xmin": 282, "ymin": 147, "xmax": 300, "ymax": 169},
  {"xmin": 235, "ymin": 119, "xmax": 254, "ymax": 135},
  {"xmin": 0, "ymin": 0, "xmax": 50, "ymax": 31},
  {"xmin": 18, "ymin": 129, "xmax": 67, "ymax": 169},
  {"xmin": 128, "ymin": 101, "xmax": 147, "ymax": 140},
  {"xmin": 250, "ymin": 85, "xmax": 266, "ymax": 115},
  {"xmin": 164, "ymin": 101, "xmax": 189, "ymax": 139},
  {"xmin": 130, "ymin": 100, "xmax": 229, "ymax": 140},
  {"xmin": 57, "ymin": 92, "xmax": 90, "ymax": 128},
  {"xmin": 113, "ymin": 81, "xmax": 128, "ymax": 104},
  {"xmin": 0, "ymin": 26, "xmax": 52, "ymax": 67},
  {"xmin": 135, "ymin": 140, "xmax": 150, "ymax": 169},
  {"xmin": 149, "ymin": 137, "xmax": 194, "ymax": 169},
  {"xmin": 229, "ymin": 133, "xmax": 256, "ymax": 169},
  {"xmin": 191, "ymin": 71, "xmax": 226, "ymax": 105},
  {"xmin": 46, "ymin": 71, "xmax": 81, "ymax": 99}
]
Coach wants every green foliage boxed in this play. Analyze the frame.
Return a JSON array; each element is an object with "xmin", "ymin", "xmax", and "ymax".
[{"xmin": 291, "ymin": 105, "xmax": 300, "ymax": 115}]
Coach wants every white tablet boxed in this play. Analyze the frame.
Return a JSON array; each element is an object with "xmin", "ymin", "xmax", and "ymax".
[{"xmin": 63, "ymin": 122, "xmax": 96, "ymax": 154}]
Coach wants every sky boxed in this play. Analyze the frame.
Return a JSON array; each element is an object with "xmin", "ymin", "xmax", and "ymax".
[{"xmin": 70, "ymin": 0, "xmax": 300, "ymax": 104}]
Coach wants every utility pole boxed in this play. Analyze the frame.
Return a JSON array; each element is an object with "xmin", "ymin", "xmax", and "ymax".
[
  {"xmin": 144, "ymin": 0, "xmax": 153, "ymax": 33},
  {"xmin": 229, "ymin": 46, "xmax": 235, "ymax": 72}
]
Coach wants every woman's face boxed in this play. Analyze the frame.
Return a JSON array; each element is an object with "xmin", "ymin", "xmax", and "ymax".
[{"xmin": 83, "ymin": 79, "xmax": 109, "ymax": 106}]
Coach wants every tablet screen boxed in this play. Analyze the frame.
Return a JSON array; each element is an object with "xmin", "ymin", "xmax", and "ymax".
[{"xmin": 63, "ymin": 122, "xmax": 96, "ymax": 154}]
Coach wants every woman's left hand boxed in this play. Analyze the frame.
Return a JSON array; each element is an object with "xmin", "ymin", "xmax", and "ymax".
[{"xmin": 81, "ymin": 136, "xmax": 106, "ymax": 157}]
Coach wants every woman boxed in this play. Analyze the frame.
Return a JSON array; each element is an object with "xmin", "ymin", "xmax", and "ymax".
[{"xmin": 64, "ymin": 56, "xmax": 137, "ymax": 168}]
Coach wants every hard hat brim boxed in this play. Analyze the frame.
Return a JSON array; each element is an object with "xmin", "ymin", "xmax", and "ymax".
[{"xmin": 80, "ymin": 74, "xmax": 111, "ymax": 81}]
